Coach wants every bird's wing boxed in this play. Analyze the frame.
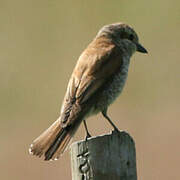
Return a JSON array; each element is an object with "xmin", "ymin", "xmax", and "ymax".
[{"xmin": 60, "ymin": 37, "xmax": 123, "ymax": 126}]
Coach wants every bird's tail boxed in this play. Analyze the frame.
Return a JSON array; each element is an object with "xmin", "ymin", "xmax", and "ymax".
[{"xmin": 29, "ymin": 118, "xmax": 79, "ymax": 161}]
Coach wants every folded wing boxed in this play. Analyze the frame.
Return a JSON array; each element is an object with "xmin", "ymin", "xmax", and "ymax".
[{"xmin": 60, "ymin": 37, "xmax": 123, "ymax": 127}]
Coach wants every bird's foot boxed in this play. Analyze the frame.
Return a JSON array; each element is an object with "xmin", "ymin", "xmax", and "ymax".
[
  {"xmin": 85, "ymin": 133, "xmax": 91, "ymax": 141},
  {"xmin": 113, "ymin": 127, "xmax": 120, "ymax": 133}
]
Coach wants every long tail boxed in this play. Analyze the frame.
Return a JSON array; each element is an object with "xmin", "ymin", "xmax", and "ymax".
[{"xmin": 29, "ymin": 118, "xmax": 80, "ymax": 161}]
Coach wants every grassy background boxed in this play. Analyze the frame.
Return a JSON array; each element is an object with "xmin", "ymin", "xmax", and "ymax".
[{"xmin": 0, "ymin": 0, "xmax": 180, "ymax": 179}]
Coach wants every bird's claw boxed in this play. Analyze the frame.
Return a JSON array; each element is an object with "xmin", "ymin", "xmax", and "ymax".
[{"xmin": 85, "ymin": 133, "xmax": 91, "ymax": 141}]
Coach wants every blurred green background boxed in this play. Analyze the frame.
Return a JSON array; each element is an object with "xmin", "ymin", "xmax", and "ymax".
[{"xmin": 0, "ymin": 0, "xmax": 180, "ymax": 179}]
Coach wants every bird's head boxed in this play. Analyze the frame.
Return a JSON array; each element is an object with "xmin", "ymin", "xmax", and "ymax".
[{"xmin": 97, "ymin": 23, "xmax": 148, "ymax": 55}]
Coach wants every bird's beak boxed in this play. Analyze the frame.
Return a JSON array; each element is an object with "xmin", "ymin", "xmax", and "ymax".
[{"xmin": 136, "ymin": 43, "xmax": 148, "ymax": 53}]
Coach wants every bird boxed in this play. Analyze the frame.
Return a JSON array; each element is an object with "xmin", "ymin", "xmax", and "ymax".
[{"xmin": 29, "ymin": 22, "xmax": 147, "ymax": 161}]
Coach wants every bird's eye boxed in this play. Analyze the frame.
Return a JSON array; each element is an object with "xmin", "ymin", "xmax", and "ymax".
[{"xmin": 129, "ymin": 34, "xmax": 134, "ymax": 41}]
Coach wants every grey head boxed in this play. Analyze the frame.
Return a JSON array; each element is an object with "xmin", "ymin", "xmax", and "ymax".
[{"xmin": 97, "ymin": 22, "xmax": 148, "ymax": 55}]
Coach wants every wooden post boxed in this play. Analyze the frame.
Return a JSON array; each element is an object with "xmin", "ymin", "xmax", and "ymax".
[{"xmin": 70, "ymin": 130, "xmax": 137, "ymax": 180}]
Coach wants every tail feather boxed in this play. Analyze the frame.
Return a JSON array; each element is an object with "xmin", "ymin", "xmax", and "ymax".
[
  {"xmin": 29, "ymin": 118, "xmax": 76, "ymax": 161},
  {"xmin": 44, "ymin": 127, "xmax": 70, "ymax": 160},
  {"xmin": 51, "ymin": 130, "xmax": 73, "ymax": 160}
]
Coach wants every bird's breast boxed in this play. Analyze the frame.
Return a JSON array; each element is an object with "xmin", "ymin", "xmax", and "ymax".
[{"xmin": 95, "ymin": 57, "xmax": 130, "ymax": 110}]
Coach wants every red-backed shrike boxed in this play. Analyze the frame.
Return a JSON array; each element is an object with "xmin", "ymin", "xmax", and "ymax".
[{"xmin": 29, "ymin": 22, "xmax": 147, "ymax": 161}]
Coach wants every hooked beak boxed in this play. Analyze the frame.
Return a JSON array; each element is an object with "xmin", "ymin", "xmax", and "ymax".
[{"xmin": 136, "ymin": 43, "xmax": 148, "ymax": 53}]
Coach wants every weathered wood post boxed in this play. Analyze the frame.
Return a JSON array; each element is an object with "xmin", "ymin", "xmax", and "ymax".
[{"xmin": 70, "ymin": 130, "xmax": 137, "ymax": 180}]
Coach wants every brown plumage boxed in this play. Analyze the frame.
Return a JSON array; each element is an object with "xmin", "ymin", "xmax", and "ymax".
[{"xmin": 29, "ymin": 22, "xmax": 147, "ymax": 161}]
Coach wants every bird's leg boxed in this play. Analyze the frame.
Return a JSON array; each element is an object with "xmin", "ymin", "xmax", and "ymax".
[
  {"xmin": 102, "ymin": 109, "xmax": 119, "ymax": 132},
  {"xmin": 83, "ymin": 120, "xmax": 91, "ymax": 140}
]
